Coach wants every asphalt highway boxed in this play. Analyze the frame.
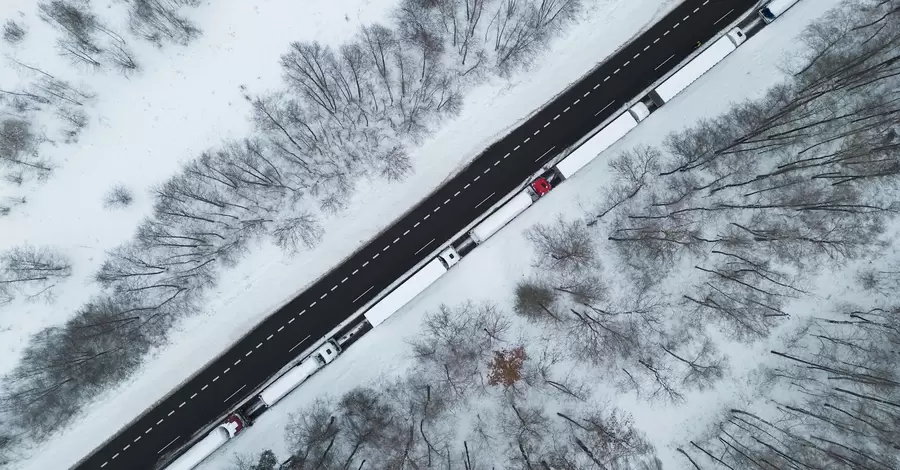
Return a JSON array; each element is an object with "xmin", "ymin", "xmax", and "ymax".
[{"xmin": 76, "ymin": 1, "xmax": 759, "ymax": 468}]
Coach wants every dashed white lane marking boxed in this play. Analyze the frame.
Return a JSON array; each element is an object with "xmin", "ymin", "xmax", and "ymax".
[
  {"xmin": 613, "ymin": 68, "xmax": 621, "ymax": 74},
  {"xmin": 714, "ymin": 8, "xmax": 734, "ymax": 25},
  {"xmin": 503, "ymin": 152, "xmax": 511, "ymax": 158},
  {"xmin": 694, "ymin": 6, "xmax": 700, "ymax": 12},
  {"xmin": 514, "ymin": 145, "xmax": 521, "ymax": 151},
  {"xmin": 595, "ymin": 99, "xmax": 617, "ymax": 117},
  {"xmin": 158, "ymin": 436, "xmax": 180, "ymax": 455},
  {"xmin": 703, "ymin": 0, "xmax": 709, "ymax": 5},
  {"xmin": 663, "ymin": 30, "xmax": 670, "ymax": 36},
  {"xmin": 415, "ymin": 238, "xmax": 436, "ymax": 256},
  {"xmin": 289, "ymin": 335, "xmax": 312, "ymax": 352},
  {"xmin": 413, "ymin": 221, "xmax": 421, "ymax": 228},
  {"xmin": 201, "ymin": 384, "xmax": 209, "ymax": 391},
  {"xmin": 353, "ymin": 286, "xmax": 374, "ymax": 303},
  {"xmin": 277, "ymin": 325, "xmax": 285, "ymax": 333},
  {"xmin": 544, "ymin": 121, "xmax": 551, "ymax": 127},
  {"xmin": 123, "ymin": 445, "xmax": 130, "ymax": 451},
  {"xmin": 683, "ymin": 15, "xmax": 689, "ymax": 20},
  {"xmin": 224, "ymin": 367, "xmax": 231, "ymax": 373},
  {"xmin": 331, "ymin": 284, "xmax": 338, "ymax": 291},
  {"xmin": 267, "ymin": 333, "xmax": 274, "ymax": 341},
  {"xmin": 223, "ymin": 384, "xmax": 247, "ymax": 403},
  {"xmin": 190, "ymin": 392, "xmax": 198, "ymax": 399},
  {"xmin": 256, "ymin": 342, "xmax": 263, "ymax": 349},
  {"xmin": 234, "ymin": 359, "xmax": 241, "ymax": 366},
  {"xmin": 534, "ymin": 129, "xmax": 541, "ymax": 135},
  {"xmin": 475, "ymin": 192, "xmax": 497, "ymax": 209},
  {"xmin": 179, "ymin": 402, "xmax": 186, "ymax": 408},
  {"xmin": 372, "ymin": 253, "xmax": 379, "ymax": 259},
  {"xmin": 423, "ymin": 214, "xmax": 431, "ymax": 220},
  {"xmin": 167, "ymin": 410, "xmax": 175, "ymax": 417},
  {"xmin": 655, "ymin": 54, "xmax": 676, "ymax": 71},
  {"xmin": 603, "ymin": 76, "xmax": 610, "ymax": 82},
  {"xmin": 213, "ymin": 375, "xmax": 220, "ymax": 382},
  {"xmin": 353, "ymin": 268, "xmax": 360, "ymax": 274},
  {"xmin": 463, "ymin": 184, "xmax": 471, "ymax": 190},
  {"xmin": 444, "ymin": 199, "xmax": 451, "ymax": 205},
  {"xmin": 493, "ymin": 160, "xmax": 500, "ymax": 166},
  {"xmin": 453, "ymin": 191, "xmax": 461, "ymax": 197},
  {"xmin": 101, "ymin": 462, "xmax": 108, "ymax": 468},
  {"xmin": 473, "ymin": 175, "xmax": 481, "ymax": 182},
  {"xmin": 321, "ymin": 291, "xmax": 329, "ymax": 299},
  {"xmin": 156, "ymin": 418, "xmax": 164, "ymax": 425},
  {"xmin": 133, "ymin": 436, "xmax": 141, "ymax": 443},
  {"xmin": 382, "ymin": 245, "xmax": 389, "ymax": 252},
  {"xmin": 112, "ymin": 453, "xmax": 119, "ymax": 459},
  {"xmin": 244, "ymin": 350, "xmax": 253, "ymax": 357},
  {"xmin": 288, "ymin": 317, "xmax": 295, "ymax": 324},
  {"xmin": 673, "ymin": 22, "xmax": 680, "ymax": 28},
  {"xmin": 300, "ymin": 308, "xmax": 307, "ymax": 315},
  {"xmin": 434, "ymin": 206, "xmax": 442, "ymax": 212},
  {"xmin": 573, "ymin": 99, "xmax": 581, "ymax": 105},
  {"xmin": 593, "ymin": 83, "xmax": 600, "ymax": 90},
  {"xmin": 535, "ymin": 146, "xmax": 557, "ymax": 163},
  {"xmin": 653, "ymin": 37, "xmax": 660, "ymax": 44},
  {"xmin": 583, "ymin": 91, "xmax": 590, "ymax": 98},
  {"xmin": 633, "ymin": 53, "xmax": 640, "ymax": 59},
  {"xmin": 554, "ymin": 114, "xmax": 561, "ymax": 120},
  {"xmin": 644, "ymin": 45, "xmax": 650, "ymax": 51},
  {"xmin": 523, "ymin": 138, "xmax": 530, "ymax": 143},
  {"xmin": 145, "ymin": 427, "xmax": 153, "ymax": 434}
]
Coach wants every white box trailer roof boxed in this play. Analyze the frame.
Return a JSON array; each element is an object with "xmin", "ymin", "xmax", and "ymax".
[
  {"xmin": 364, "ymin": 258, "xmax": 447, "ymax": 327},
  {"xmin": 759, "ymin": 0, "xmax": 800, "ymax": 23},
  {"xmin": 654, "ymin": 35, "xmax": 736, "ymax": 103},
  {"xmin": 555, "ymin": 112, "xmax": 638, "ymax": 179},
  {"xmin": 469, "ymin": 191, "xmax": 534, "ymax": 244},
  {"xmin": 164, "ymin": 427, "xmax": 229, "ymax": 470},
  {"xmin": 258, "ymin": 357, "xmax": 320, "ymax": 407}
]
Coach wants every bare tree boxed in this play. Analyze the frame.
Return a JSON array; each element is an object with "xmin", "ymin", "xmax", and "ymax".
[
  {"xmin": 0, "ymin": 118, "xmax": 50, "ymax": 181},
  {"xmin": 3, "ymin": 19, "xmax": 25, "ymax": 44},
  {"xmin": 103, "ymin": 184, "xmax": 134, "ymax": 209},
  {"xmin": 125, "ymin": 0, "xmax": 201, "ymax": 46},
  {"xmin": 0, "ymin": 245, "xmax": 72, "ymax": 305},
  {"xmin": 513, "ymin": 277, "xmax": 560, "ymax": 322},
  {"xmin": 526, "ymin": 215, "xmax": 597, "ymax": 273}
]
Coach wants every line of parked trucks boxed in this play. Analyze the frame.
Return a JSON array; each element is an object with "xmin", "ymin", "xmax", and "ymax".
[{"xmin": 158, "ymin": 2, "xmax": 801, "ymax": 469}]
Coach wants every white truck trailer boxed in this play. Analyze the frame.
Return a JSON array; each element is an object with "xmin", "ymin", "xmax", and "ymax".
[
  {"xmin": 554, "ymin": 111, "xmax": 639, "ymax": 180},
  {"xmin": 242, "ymin": 340, "xmax": 341, "ymax": 420},
  {"xmin": 652, "ymin": 28, "xmax": 746, "ymax": 104},
  {"xmin": 163, "ymin": 414, "xmax": 246, "ymax": 470},
  {"xmin": 468, "ymin": 191, "xmax": 534, "ymax": 245},
  {"xmin": 758, "ymin": 0, "xmax": 800, "ymax": 23},
  {"xmin": 363, "ymin": 247, "xmax": 460, "ymax": 327}
]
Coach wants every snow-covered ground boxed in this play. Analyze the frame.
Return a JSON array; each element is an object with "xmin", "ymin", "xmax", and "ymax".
[
  {"xmin": 0, "ymin": 0, "xmax": 717, "ymax": 468},
  {"xmin": 173, "ymin": 0, "xmax": 854, "ymax": 468}
]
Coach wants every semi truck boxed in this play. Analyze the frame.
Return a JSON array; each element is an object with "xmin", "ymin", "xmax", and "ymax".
[
  {"xmin": 554, "ymin": 112, "xmax": 639, "ymax": 180},
  {"xmin": 758, "ymin": 0, "xmax": 800, "ymax": 23},
  {"xmin": 363, "ymin": 247, "xmax": 460, "ymax": 327},
  {"xmin": 242, "ymin": 339, "xmax": 341, "ymax": 419},
  {"xmin": 163, "ymin": 413, "xmax": 247, "ymax": 470}
]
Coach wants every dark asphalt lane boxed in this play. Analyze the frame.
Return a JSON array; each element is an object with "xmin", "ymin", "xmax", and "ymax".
[{"xmin": 76, "ymin": 1, "xmax": 758, "ymax": 468}]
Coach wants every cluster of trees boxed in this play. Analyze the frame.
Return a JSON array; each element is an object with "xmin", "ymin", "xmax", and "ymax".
[
  {"xmin": 679, "ymin": 302, "xmax": 900, "ymax": 469},
  {"xmin": 514, "ymin": 214, "xmax": 729, "ymax": 404},
  {"xmin": 0, "ymin": 245, "xmax": 71, "ymax": 307},
  {"xmin": 234, "ymin": 302, "xmax": 661, "ymax": 470}
]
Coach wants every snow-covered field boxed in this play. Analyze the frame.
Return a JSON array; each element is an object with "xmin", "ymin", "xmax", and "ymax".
[
  {"xmin": 0, "ymin": 0, "xmax": 721, "ymax": 468},
  {"xmin": 175, "ymin": 0, "xmax": 858, "ymax": 468}
]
